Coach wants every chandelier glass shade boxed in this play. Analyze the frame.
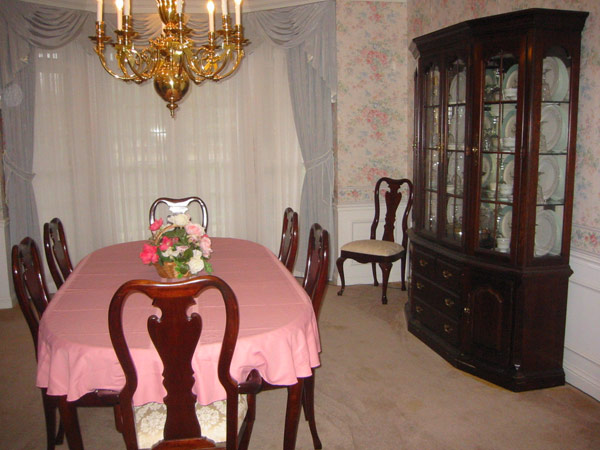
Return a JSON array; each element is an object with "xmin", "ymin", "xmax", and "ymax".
[{"xmin": 91, "ymin": 0, "xmax": 247, "ymax": 116}]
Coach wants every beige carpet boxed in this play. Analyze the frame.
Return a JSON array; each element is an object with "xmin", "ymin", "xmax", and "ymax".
[{"xmin": 1, "ymin": 282, "xmax": 600, "ymax": 449}]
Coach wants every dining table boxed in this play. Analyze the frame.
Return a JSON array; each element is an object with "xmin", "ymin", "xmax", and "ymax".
[{"xmin": 36, "ymin": 237, "xmax": 321, "ymax": 449}]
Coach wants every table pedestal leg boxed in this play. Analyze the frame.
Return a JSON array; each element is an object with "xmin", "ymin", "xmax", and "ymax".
[
  {"xmin": 284, "ymin": 378, "xmax": 304, "ymax": 450},
  {"xmin": 58, "ymin": 396, "xmax": 84, "ymax": 450}
]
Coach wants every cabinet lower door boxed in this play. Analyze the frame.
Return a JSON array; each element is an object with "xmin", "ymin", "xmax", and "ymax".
[{"xmin": 465, "ymin": 271, "xmax": 514, "ymax": 367}]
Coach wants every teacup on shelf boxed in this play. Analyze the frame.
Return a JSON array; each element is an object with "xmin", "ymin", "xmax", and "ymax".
[{"xmin": 496, "ymin": 237, "xmax": 510, "ymax": 252}]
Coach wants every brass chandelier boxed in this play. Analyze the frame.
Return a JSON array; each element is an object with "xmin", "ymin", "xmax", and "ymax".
[{"xmin": 91, "ymin": 0, "xmax": 247, "ymax": 117}]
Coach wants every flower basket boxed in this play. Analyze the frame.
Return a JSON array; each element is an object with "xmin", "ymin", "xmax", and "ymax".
[
  {"xmin": 154, "ymin": 262, "xmax": 190, "ymax": 279},
  {"xmin": 140, "ymin": 213, "xmax": 213, "ymax": 277}
]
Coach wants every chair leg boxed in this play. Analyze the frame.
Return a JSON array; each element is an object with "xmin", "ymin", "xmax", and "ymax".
[
  {"xmin": 238, "ymin": 393, "xmax": 256, "ymax": 450},
  {"xmin": 401, "ymin": 254, "xmax": 407, "ymax": 291},
  {"xmin": 336, "ymin": 257, "xmax": 346, "ymax": 296},
  {"xmin": 371, "ymin": 263, "xmax": 379, "ymax": 287},
  {"xmin": 379, "ymin": 263, "xmax": 392, "ymax": 305},
  {"xmin": 58, "ymin": 396, "xmax": 84, "ymax": 450},
  {"xmin": 302, "ymin": 374, "xmax": 322, "ymax": 449},
  {"xmin": 41, "ymin": 390, "xmax": 60, "ymax": 450}
]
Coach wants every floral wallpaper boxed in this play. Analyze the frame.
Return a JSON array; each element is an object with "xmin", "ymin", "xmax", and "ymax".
[
  {"xmin": 335, "ymin": 0, "xmax": 600, "ymax": 255},
  {"xmin": 336, "ymin": 1, "xmax": 409, "ymax": 204}
]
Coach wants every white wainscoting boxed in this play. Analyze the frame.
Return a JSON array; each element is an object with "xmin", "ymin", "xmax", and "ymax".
[
  {"xmin": 564, "ymin": 250, "xmax": 600, "ymax": 401},
  {"xmin": 335, "ymin": 200, "xmax": 409, "ymax": 286},
  {"xmin": 0, "ymin": 219, "xmax": 14, "ymax": 309}
]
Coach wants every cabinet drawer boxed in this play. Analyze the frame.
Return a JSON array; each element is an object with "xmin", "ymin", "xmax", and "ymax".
[
  {"xmin": 412, "ymin": 299, "xmax": 459, "ymax": 346},
  {"xmin": 435, "ymin": 258, "xmax": 463, "ymax": 293},
  {"xmin": 411, "ymin": 247, "xmax": 435, "ymax": 279},
  {"xmin": 412, "ymin": 274, "xmax": 461, "ymax": 320}
]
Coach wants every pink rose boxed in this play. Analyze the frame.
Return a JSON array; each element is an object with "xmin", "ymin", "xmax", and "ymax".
[
  {"xmin": 149, "ymin": 218, "xmax": 163, "ymax": 232},
  {"xmin": 199, "ymin": 235, "xmax": 213, "ymax": 258},
  {"xmin": 185, "ymin": 223, "xmax": 205, "ymax": 242},
  {"xmin": 139, "ymin": 243, "xmax": 159, "ymax": 264},
  {"xmin": 159, "ymin": 236, "xmax": 174, "ymax": 252}
]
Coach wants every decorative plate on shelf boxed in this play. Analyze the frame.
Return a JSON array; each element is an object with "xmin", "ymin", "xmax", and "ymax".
[
  {"xmin": 502, "ymin": 155, "xmax": 515, "ymax": 185},
  {"xmin": 540, "ymin": 105, "xmax": 568, "ymax": 152},
  {"xmin": 481, "ymin": 153, "xmax": 493, "ymax": 187},
  {"xmin": 449, "ymin": 72, "xmax": 467, "ymax": 103},
  {"xmin": 535, "ymin": 209, "xmax": 557, "ymax": 256},
  {"xmin": 502, "ymin": 109, "xmax": 517, "ymax": 139},
  {"xmin": 499, "ymin": 206, "xmax": 513, "ymax": 238},
  {"xmin": 542, "ymin": 56, "xmax": 569, "ymax": 102},
  {"xmin": 503, "ymin": 64, "xmax": 519, "ymax": 90},
  {"xmin": 538, "ymin": 155, "xmax": 560, "ymax": 201}
]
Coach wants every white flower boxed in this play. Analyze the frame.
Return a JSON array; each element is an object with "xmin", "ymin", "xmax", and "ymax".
[
  {"xmin": 187, "ymin": 249, "xmax": 205, "ymax": 274},
  {"xmin": 168, "ymin": 213, "xmax": 191, "ymax": 227},
  {"xmin": 162, "ymin": 245, "xmax": 188, "ymax": 258}
]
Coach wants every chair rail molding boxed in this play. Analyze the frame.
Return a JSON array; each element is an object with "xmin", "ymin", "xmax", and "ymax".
[
  {"xmin": 335, "ymin": 198, "xmax": 410, "ymax": 286},
  {"xmin": 564, "ymin": 249, "xmax": 600, "ymax": 401}
]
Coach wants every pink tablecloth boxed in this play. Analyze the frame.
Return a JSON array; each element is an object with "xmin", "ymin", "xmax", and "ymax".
[{"xmin": 36, "ymin": 238, "xmax": 321, "ymax": 405}]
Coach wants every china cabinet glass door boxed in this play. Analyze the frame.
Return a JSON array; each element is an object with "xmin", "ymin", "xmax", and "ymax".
[
  {"xmin": 423, "ymin": 64, "xmax": 440, "ymax": 234},
  {"xmin": 444, "ymin": 59, "xmax": 467, "ymax": 243},
  {"xmin": 478, "ymin": 51, "xmax": 518, "ymax": 255}
]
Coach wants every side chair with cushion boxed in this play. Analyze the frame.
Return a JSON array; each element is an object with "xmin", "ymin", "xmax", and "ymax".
[
  {"xmin": 245, "ymin": 223, "xmax": 329, "ymax": 450},
  {"xmin": 108, "ymin": 277, "xmax": 262, "ymax": 450},
  {"xmin": 149, "ymin": 196, "xmax": 209, "ymax": 230},
  {"xmin": 12, "ymin": 237, "xmax": 119, "ymax": 450},
  {"xmin": 277, "ymin": 207, "xmax": 299, "ymax": 273},
  {"xmin": 43, "ymin": 218, "xmax": 74, "ymax": 289},
  {"xmin": 337, "ymin": 177, "xmax": 413, "ymax": 304}
]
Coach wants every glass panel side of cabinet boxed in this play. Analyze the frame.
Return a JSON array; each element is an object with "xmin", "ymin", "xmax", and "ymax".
[{"xmin": 535, "ymin": 46, "xmax": 571, "ymax": 258}]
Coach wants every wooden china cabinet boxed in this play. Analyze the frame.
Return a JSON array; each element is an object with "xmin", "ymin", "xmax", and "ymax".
[{"xmin": 406, "ymin": 9, "xmax": 588, "ymax": 391}]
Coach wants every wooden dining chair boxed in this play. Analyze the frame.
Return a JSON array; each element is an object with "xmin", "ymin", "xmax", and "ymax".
[
  {"xmin": 243, "ymin": 223, "xmax": 329, "ymax": 450},
  {"xmin": 108, "ymin": 277, "xmax": 262, "ymax": 450},
  {"xmin": 277, "ymin": 207, "xmax": 299, "ymax": 273},
  {"xmin": 149, "ymin": 196, "xmax": 209, "ymax": 230},
  {"xmin": 336, "ymin": 177, "xmax": 413, "ymax": 304},
  {"xmin": 12, "ymin": 237, "xmax": 119, "ymax": 450},
  {"xmin": 43, "ymin": 218, "xmax": 74, "ymax": 289}
]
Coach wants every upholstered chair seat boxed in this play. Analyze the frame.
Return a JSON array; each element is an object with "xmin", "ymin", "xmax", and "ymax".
[
  {"xmin": 134, "ymin": 397, "xmax": 248, "ymax": 449},
  {"xmin": 340, "ymin": 240, "xmax": 404, "ymax": 257}
]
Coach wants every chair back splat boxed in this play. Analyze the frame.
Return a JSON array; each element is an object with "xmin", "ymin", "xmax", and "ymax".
[
  {"xmin": 44, "ymin": 218, "xmax": 74, "ymax": 289},
  {"xmin": 277, "ymin": 207, "xmax": 299, "ymax": 273},
  {"xmin": 149, "ymin": 196, "xmax": 209, "ymax": 231},
  {"xmin": 109, "ymin": 277, "xmax": 261, "ymax": 450},
  {"xmin": 337, "ymin": 177, "xmax": 414, "ymax": 304}
]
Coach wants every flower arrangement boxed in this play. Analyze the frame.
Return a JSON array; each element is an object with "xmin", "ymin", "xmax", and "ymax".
[{"xmin": 139, "ymin": 213, "xmax": 213, "ymax": 278}]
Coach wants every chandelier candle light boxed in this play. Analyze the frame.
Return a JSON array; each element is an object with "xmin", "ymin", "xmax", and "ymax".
[{"xmin": 91, "ymin": 0, "xmax": 247, "ymax": 117}]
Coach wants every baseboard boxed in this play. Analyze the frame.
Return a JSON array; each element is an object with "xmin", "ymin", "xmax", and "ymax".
[
  {"xmin": 563, "ymin": 348, "xmax": 600, "ymax": 401},
  {"xmin": 335, "ymin": 201, "xmax": 410, "ymax": 286}
]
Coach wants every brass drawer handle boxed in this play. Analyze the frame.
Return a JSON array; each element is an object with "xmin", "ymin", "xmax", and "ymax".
[
  {"xmin": 419, "ymin": 259, "xmax": 428, "ymax": 267},
  {"xmin": 416, "ymin": 305, "xmax": 423, "ymax": 314},
  {"xmin": 444, "ymin": 324, "xmax": 454, "ymax": 334},
  {"xmin": 444, "ymin": 298, "xmax": 455, "ymax": 307},
  {"xmin": 416, "ymin": 282, "xmax": 425, "ymax": 290},
  {"xmin": 463, "ymin": 307, "xmax": 471, "ymax": 314},
  {"xmin": 442, "ymin": 270, "xmax": 453, "ymax": 279}
]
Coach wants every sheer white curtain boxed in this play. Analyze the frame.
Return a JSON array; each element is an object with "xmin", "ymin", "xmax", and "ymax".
[{"xmin": 33, "ymin": 40, "xmax": 304, "ymax": 265}]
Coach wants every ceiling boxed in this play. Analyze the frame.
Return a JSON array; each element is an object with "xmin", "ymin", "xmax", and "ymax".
[{"xmin": 20, "ymin": 0, "xmax": 326, "ymax": 13}]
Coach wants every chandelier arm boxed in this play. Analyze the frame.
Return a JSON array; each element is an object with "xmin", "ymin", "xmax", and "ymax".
[
  {"xmin": 212, "ymin": 50, "xmax": 245, "ymax": 81},
  {"xmin": 121, "ymin": 48, "xmax": 159, "ymax": 82},
  {"xmin": 95, "ymin": 49, "xmax": 141, "ymax": 81},
  {"xmin": 183, "ymin": 47, "xmax": 213, "ymax": 79}
]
